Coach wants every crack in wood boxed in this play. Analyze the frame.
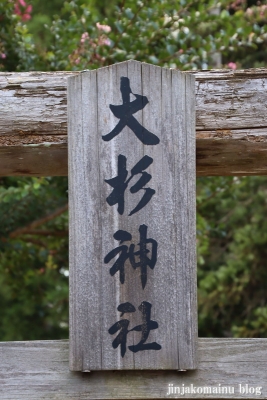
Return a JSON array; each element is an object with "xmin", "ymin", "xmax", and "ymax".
[{"xmin": 0, "ymin": 68, "xmax": 267, "ymax": 175}]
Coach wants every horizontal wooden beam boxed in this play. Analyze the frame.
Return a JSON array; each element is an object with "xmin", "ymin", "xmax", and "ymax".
[
  {"xmin": 0, "ymin": 338, "xmax": 266, "ymax": 399},
  {"xmin": 1, "ymin": 68, "xmax": 267, "ymax": 176}
]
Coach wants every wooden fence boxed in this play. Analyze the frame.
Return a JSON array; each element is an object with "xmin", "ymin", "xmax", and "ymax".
[
  {"xmin": 1, "ymin": 69, "xmax": 267, "ymax": 176},
  {"xmin": 0, "ymin": 67, "xmax": 267, "ymax": 399}
]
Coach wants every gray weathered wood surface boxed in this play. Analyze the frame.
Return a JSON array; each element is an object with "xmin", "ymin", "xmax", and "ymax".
[
  {"xmin": 1, "ymin": 68, "xmax": 267, "ymax": 175},
  {"xmin": 0, "ymin": 338, "xmax": 267, "ymax": 399},
  {"xmin": 68, "ymin": 61, "xmax": 197, "ymax": 371}
]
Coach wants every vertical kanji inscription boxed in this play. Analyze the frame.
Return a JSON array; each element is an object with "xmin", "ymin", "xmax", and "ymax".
[
  {"xmin": 68, "ymin": 60, "xmax": 197, "ymax": 371},
  {"xmin": 102, "ymin": 76, "xmax": 160, "ymax": 145}
]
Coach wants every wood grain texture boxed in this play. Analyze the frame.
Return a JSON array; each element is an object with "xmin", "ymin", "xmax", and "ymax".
[
  {"xmin": 2, "ymin": 68, "xmax": 267, "ymax": 175},
  {"xmin": 68, "ymin": 61, "xmax": 197, "ymax": 370},
  {"xmin": 0, "ymin": 143, "xmax": 67, "ymax": 176},
  {"xmin": 0, "ymin": 338, "xmax": 267, "ymax": 399}
]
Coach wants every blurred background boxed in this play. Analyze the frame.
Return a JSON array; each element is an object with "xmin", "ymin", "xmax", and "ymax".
[{"xmin": 1, "ymin": 0, "xmax": 267, "ymax": 340}]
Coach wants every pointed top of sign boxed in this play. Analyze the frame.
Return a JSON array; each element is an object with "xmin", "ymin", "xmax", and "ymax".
[{"xmin": 69, "ymin": 59, "xmax": 179, "ymax": 85}]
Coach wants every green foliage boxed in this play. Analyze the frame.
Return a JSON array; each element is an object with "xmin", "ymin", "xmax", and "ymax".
[
  {"xmin": 26, "ymin": 0, "xmax": 67, "ymax": 59},
  {"xmin": 197, "ymin": 177, "xmax": 267, "ymax": 337},
  {"xmin": 0, "ymin": 0, "xmax": 36, "ymax": 71},
  {"xmin": 3, "ymin": 0, "xmax": 267, "ymax": 71},
  {"xmin": 41, "ymin": 0, "xmax": 267, "ymax": 71},
  {"xmin": 0, "ymin": 178, "xmax": 68, "ymax": 340}
]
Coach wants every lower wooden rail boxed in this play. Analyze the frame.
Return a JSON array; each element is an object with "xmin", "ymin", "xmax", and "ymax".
[{"xmin": 0, "ymin": 338, "xmax": 266, "ymax": 399}]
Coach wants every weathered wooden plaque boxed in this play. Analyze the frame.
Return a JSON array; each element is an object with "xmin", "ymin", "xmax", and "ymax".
[{"xmin": 68, "ymin": 60, "xmax": 197, "ymax": 371}]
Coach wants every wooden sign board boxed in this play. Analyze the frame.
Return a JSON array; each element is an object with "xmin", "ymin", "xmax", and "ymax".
[{"xmin": 68, "ymin": 60, "xmax": 197, "ymax": 371}]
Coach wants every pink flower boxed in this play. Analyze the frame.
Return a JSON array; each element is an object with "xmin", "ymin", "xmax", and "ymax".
[
  {"xmin": 246, "ymin": 7, "xmax": 253, "ymax": 16},
  {"xmin": 14, "ymin": 4, "xmax": 20, "ymax": 14},
  {"xmin": 228, "ymin": 62, "xmax": 237, "ymax": 70},
  {"xmin": 21, "ymin": 11, "xmax": 32, "ymax": 21},
  {"xmin": 14, "ymin": 0, "xmax": 32, "ymax": 21},
  {"xmin": 96, "ymin": 22, "xmax": 111, "ymax": 33},
  {"xmin": 80, "ymin": 32, "xmax": 89, "ymax": 44},
  {"xmin": 0, "ymin": 53, "xmax": 6, "ymax": 59},
  {"xmin": 103, "ymin": 38, "xmax": 111, "ymax": 46},
  {"xmin": 99, "ymin": 36, "xmax": 111, "ymax": 46}
]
